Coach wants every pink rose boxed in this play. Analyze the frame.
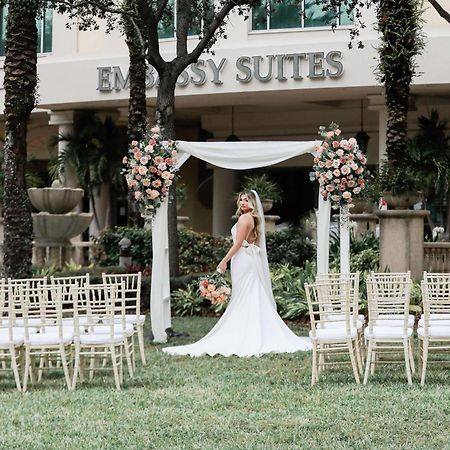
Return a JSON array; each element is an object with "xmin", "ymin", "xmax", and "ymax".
[
  {"xmin": 332, "ymin": 141, "xmax": 339, "ymax": 148},
  {"xmin": 154, "ymin": 156, "xmax": 164, "ymax": 164},
  {"xmin": 165, "ymin": 180, "xmax": 173, "ymax": 187},
  {"xmin": 142, "ymin": 179, "xmax": 151, "ymax": 187},
  {"xmin": 326, "ymin": 131, "xmax": 334, "ymax": 139},
  {"xmin": 332, "ymin": 160, "xmax": 340, "ymax": 168},
  {"xmin": 354, "ymin": 187, "xmax": 361, "ymax": 194},
  {"xmin": 348, "ymin": 137, "xmax": 357, "ymax": 146},
  {"xmin": 150, "ymin": 166, "xmax": 158, "ymax": 173},
  {"xmin": 335, "ymin": 129, "xmax": 342, "ymax": 136},
  {"xmin": 157, "ymin": 163, "xmax": 167, "ymax": 171},
  {"xmin": 140, "ymin": 156, "xmax": 148, "ymax": 165},
  {"xmin": 150, "ymin": 126, "xmax": 160, "ymax": 133},
  {"xmin": 152, "ymin": 180, "xmax": 162, "ymax": 188},
  {"xmin": 122, "ymin": 156, "xmax": 128, "ymax": 164},
  {"xmin": 331, "ymin": 194, "xmax": 340, "ymax": 202},
  {"xmin": 336, "ymin": 149, "xmax": 344, "ymax": 157},
  {"xmin": 341, "ymin": 165, "xmax": 350, "ymax": 175},
  {"xmin": 131, "ymin": 140, "xmax": 138, "ymax": 146},
  {"xmin": 347, "ymin": 180, "xmax": 355, "ymax": 187},
  {"xmin": 343, "ymin": 191, "xmax": 351, "ymax": 199},
  {"xmin": 325, "ymin": 160, "xmax": 333, "ymax": 169},
  {"xmin": 138, "ymin": 166, "xmax": 148, "ymax": 175},
  {"xmin": 333, "ymin": 169, "xmax": 341, "ymax": 177},
  {"xmin": 326, "ymin": 185, "xmax": 335, "ymax": 192},
  {"xmin": 320, "ymin": 190, "xmax": 328, "ymax": 197},
  {"xmin": 323, "ymin": 142, "xmax": 329, "ymax": 148},
  {"xmin": 147, "ymin": 189, "xmax": 160, "ymax": 200},
  {"xmin": 161, "ymin": 171, "xmax": 171, "ymax": 179},
  {"xmin": 134, "ymin": 191, "xmax": 142, "ymax": 200}
]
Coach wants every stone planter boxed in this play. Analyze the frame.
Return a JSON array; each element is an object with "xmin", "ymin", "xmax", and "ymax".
[
  {"xmin": 28, "ymin": 187, "xmax": 84, "ymax": 214},
  {"xmin": 382, "ymin": 191, "xmax": 422, "ymax": 210},
  {"xmin": 351, "ymin": 198, "xmax": 374, "ymax": 214},
  {"xmin": 261, "ymin": 199, "xmax": 273, "ymax": 213}
]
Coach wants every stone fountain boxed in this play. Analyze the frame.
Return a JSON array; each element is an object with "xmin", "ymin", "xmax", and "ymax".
[{"xmin": 28, "ymin": 180, "xmax": 93, "ymax": 267}]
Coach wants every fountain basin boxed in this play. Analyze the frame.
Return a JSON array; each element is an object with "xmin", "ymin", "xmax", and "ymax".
[
  {"xmin": 32, "ymin": 212, "xmax": 93, "ymax": 243},
  {"xmin": 28, "ymin": 187, "xmax": 84, "ymax": 214}
]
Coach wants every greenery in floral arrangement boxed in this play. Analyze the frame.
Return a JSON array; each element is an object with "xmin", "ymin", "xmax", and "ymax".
[
  {"xmin": 122, "ymin": 125, "xmax": 179, "ymax": 217},
  {"xmin": 311, "ymin": 122, "xmax": 368, "ymax": 210},
  {"xmin": 240, "ymin": 173, "xmax": 282, "ymax": 203},
  {"xmin": 266, "ymin": 227, "xmax": 315, "ymax": 268}
]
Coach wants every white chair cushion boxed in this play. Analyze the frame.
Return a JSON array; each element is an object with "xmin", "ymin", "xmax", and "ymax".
[
  {"xmin": 310, "ymin": 327, "xmax": 357, "ymax": 341},
  {"xmin": 92, "ymin": 323, "xmax": 134, "ymax": 336},
  {"xmin": 418, "ymin": 314, "xmax": 450, "ymax": 328},
  {"xmin": 372, "ymin": 315, "xmax": 415, "ymax": 328},
  {"xmin": 43, "ymin": 325, "xmax": 86, "ymax": 335},
  {"xmin": 79, "ymin": 333, "xmax": 126, "ymax": 345},
  {"xmin": 318, "ymin": 320, "xmax": 363, "ymax": 330},
  {"xmin": 0, "ymin": 334, "xmax": 23, "ymax": 347},
  {"xmin": 0, "ymin": 327, "xmax": 37, "ymax": 337},
  {"xmin": 113, "ymin": 314, "xmax": 146, "ymax": 324},
  {"xmin": 417, "ymin": 326, "xmax": 450, "ymax": 338},
  {"xmin": 63, "ymin": 316, "xmax": 100, "ymax": 326},
  {"xmin": 27, "ymin": 331, "xmax": 74, "ymax": 346},
  {"xmin": 15, "ymin": 318, "xmax": 55, "ymax": 327},
  {"xmin": 364, "ymin": 326, "xmax": 413, "ymax": 340}
]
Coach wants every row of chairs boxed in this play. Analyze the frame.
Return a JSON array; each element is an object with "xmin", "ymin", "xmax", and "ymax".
[
  {"xmin": 305, "ymin": 271, "xmax": 450, "ymax": 386},
  {"xmin": 0, "ymin": 273, "xmax": 146, "ymax": 391}
]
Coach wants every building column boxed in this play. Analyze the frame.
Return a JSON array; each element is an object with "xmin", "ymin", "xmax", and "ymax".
[
  {"xmin": 48, "ymin": 110, "xmax": 77, "ymax": 187},
  {"xmin": 212, "ymin": 168, "xmax": 237, "ymax": 236},
  {"xmin": 368, "ymin": 94, "xmax": 388, "ymax": 163}
]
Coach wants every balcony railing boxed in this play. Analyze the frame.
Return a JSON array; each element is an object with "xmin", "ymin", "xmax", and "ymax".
[{"xmin": 424, "ymin": 242, "xmax": 450, "ymax": 273}]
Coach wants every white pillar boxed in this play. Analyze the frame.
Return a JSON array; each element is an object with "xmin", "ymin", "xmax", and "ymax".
[
  {"xmin": 368, "ymin": 94, "xmax": 388, "ymax": 163},
  {"xmin": 212, "ymin": 167, "xmax": 237, "ymax": 236},
  {"xmin": 89, "ymin": 183, "xmax": 111, "ymax": 238},
  {"xmin": 48, "ymin": 110, "xmax": 77, "ymax": 187},
  {"xmin": 340, "ymin": 205, "xmax": 351, "ymax": 273},
  {"xmin": 316, "ymin": 194, "xmax": 331, "ymax": 275}
]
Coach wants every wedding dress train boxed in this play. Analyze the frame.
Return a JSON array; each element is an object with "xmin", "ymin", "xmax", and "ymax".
[{"xmin": 162, "ymin": 204, "xmax": 312, "ymax": 357}]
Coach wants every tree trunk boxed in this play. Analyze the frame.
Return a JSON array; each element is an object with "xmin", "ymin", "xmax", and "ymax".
[
  {"xmin": 3, "ymin": 1, "xmax": 39, "ymax": 278},
  {"xmin": 156, "ymin": 71, "xmax": 179, "ymax": 278},
  {"xmin": 123, "ymin": 0, "xmax": 147, "ymax": 142},
  {"xmin": 385, "ymin": 84, "xmax": 409, "ymax": 163}
]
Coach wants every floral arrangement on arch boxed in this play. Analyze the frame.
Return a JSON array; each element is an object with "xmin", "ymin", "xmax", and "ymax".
[
  {"xmin": 199, "ymin": 272, "xmax": 231, "ymax": 306},
  {"xmin": 310, "ymin": 122, "xmax": 367, "ymax": 210},
  {"xmin": 122, "ymin": 125, "xmax": 179, "ymax": 217}
]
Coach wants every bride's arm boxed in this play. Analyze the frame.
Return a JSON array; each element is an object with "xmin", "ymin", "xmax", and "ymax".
[{"xmin": 217, "ymin": 214, "xmax": 253, "ymax": 273}]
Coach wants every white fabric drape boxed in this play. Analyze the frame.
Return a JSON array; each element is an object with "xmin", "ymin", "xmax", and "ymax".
[
  {"xmin": 316, "ymin": 194, "xmax": 331, "ymax": 275},
  {"xmin": 150, "ymin": 140, "xmax": 325, "ymax": 343}
]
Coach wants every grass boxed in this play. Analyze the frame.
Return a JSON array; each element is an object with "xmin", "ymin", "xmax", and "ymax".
[{"xmin": 1, "ymin": 316, "xmax": 450, "ymax": 449}]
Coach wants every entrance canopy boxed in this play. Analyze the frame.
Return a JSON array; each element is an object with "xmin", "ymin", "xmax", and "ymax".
[{"xmin": 150, "ymin": 140, "xmax": 339, "ymax": 342}]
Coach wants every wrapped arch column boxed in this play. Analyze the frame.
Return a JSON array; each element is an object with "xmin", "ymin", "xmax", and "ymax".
[{"xmin": 150, "ymin": 140, "xmax": 329, "ymax": 343}]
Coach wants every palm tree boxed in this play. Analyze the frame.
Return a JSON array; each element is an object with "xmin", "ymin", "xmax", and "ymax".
[
  {"xmin": 376, "ymin": 0, "xmax": 425, "ymax": 163},
  {"xmin": 2, "ymin": 0, "xmax": 41, "ymax": 278}
]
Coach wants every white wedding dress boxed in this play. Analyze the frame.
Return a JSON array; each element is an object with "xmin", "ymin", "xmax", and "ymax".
[{"xmin": 162, "ymin": 191, "xmax": 312, "ymax": 357}]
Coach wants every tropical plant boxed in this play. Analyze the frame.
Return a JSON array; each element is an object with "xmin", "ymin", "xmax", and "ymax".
[
  {"xmin": 377, "ymin": 159, "xmax": 423, "ymax": 196},
  {"xmin": 171, "ymin": 284, "xmax": 204, "ymax": 317},
  {"xmin": 176, "ymin": 182, "xmax": 188, "ymax": 205},
  {"xmin": 266, "ymin": 227, "xmax": 315, "ymax": 268},
  {"xmin": 49, "ymin": 110, "xmax": 127, "ymax": 228},
  {"xmin": 240, "ymin": 173, "xmax": 282, "ymax": 203}
]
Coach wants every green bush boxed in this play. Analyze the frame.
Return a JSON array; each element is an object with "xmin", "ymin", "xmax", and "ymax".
[
  {"xmin": 266, "ymin": 227, "xmax": 315, "ymax": 267},
  {"xmin": 171, "ymin": 285, "xmax": 204, "ymax": 317},
  {"xmin": 93, "ymin": 227, "xmax": 232, "ymax": 275},
  {"xmin": 271, "ymin": 261, "xmax": 316, "ymax": 320}
]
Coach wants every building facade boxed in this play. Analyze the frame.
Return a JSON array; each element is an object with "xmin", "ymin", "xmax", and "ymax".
[{"xmin": 1, "ymin": 2, "xmax": 450, "ymax": 237}]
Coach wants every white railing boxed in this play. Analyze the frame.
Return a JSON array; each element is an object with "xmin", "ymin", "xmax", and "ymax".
[{"xmin": 424, "ymin": 242, "xmax": 450, "ymax": 273}]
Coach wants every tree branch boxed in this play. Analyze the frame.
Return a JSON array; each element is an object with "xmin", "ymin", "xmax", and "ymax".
[
  {"xmin": 428, "ymin": 0, "xmax": 450, "ymax": 24},
  {"xmin": 55, "ymin": 0, "xmax": 129, "ymax": 16},
  {"xmin": 155, "ymin": 0, "xmax": 170, "ymax": 22},
  {"xmin": 176, "ymin": 0, "xmax": 191, "ymax": 57},
  {"xmin": 176, "ymin": 0, "xmax": 236, "ymax": 67}
]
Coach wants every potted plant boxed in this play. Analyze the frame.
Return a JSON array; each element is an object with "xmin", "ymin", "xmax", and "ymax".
[
  {"xmin": 378, "ymin": 159, "xmax": 423, "ymax": 209},
  {"xmin": 240, "ymin": 173, "xmax": 282, "ymax": 212}
]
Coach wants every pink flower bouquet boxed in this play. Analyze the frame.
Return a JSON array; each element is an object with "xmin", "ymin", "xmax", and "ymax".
[
  {"xmin": 310, "ymin": 122, "xmax": 367, "ymax": 210},
  {"xmin": 199, "ymin": 272, "xmax": 231, "ymax": 306},
  {"xmin": 123, "ymin": 125, "xmax": 179, "ymax": 217}
]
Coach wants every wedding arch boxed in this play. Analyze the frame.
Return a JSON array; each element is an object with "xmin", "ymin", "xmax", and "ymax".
[{"xmin": 150, "ymin": 140, "xmax": 351, "ymax": 342}]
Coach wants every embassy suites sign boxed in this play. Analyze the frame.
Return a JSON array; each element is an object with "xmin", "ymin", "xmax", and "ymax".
[{"xmin": 97, "ymin": 51, "xmax": 344, "ymax": 91}]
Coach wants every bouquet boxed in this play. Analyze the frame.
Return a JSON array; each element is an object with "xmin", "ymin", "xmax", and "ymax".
[
  {"xmin": 310, "ymin": 122, "xmax": 367, "ymax": 210},
  {"xmin": 123, "ymin": 125, "xmax": 179, "ymax": 217},
  {"xmin": 199, "ymin": 271, "xmax": 231, "ymax": 306}
]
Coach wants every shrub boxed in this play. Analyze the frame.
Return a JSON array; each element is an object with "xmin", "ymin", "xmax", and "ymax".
[
  {"xmin": 171, "ymin": 285, "xmax": 204, "ymax": 317},
  {"xmin": 266, "ymin": 227, "xmax": 315, "ymax": 268},
  {"xmin": 93, "ymin": 227, "xmax": 232, "ymax": 275}
]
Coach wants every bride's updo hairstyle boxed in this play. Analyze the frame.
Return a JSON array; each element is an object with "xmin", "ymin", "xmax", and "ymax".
[{"xmin": 235, "ymin": 190, "xmax": 260, "ymax": 244}]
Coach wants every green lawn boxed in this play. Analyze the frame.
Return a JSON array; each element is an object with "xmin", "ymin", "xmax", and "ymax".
[{"xmin": 1, "ymin": 317, "xmax": 450, "ymax": 449}]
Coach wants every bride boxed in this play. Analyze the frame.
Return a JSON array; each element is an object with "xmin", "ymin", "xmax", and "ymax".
[{"xmin": 162, "ymin": 190, "xmax": 312, "ymax": 357}]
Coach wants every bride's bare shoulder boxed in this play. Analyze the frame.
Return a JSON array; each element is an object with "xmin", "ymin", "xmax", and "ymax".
[{"xmin": 238, "ymin": 213, "xmax": 254, "ymax": 227}]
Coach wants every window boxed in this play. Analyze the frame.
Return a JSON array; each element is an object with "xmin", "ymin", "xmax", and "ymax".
[
  {"xmin": 0, "ymin": 6, "xmax": 53, "ymax": 57},
  {"xmin": 252, "ymin": 0, "xmax": 352, "ymax": 31},
  {"xmin": 158, "ymin": 0, "xmax": 214, "ymax": 39}
]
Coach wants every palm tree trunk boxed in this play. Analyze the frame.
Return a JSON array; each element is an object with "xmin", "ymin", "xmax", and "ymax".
[
  {"xmin": 123, "ymin": 0, "xmax": 147, "ymax": 142},
  {"xmin": 156, "ymin": 71, "xmax": 179, "ymax": 278},
  {"xmin": 3, "ymin": 1, "xmax": 39, "ymax": 278}
]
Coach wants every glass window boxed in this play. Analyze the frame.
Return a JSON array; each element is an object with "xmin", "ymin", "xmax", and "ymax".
[
  {"xmin": 158, "ymin": 0, "xmax": 213, "ymax": 39},
  {"xmin": 0, "ymin": 6, "xmax": 52, "ymax": 57},
  {"xmin": 251, "ymin": 0, "xmax": 352, "ymax": 31},
  {"xmin": 0, "ymin": 6, "xmax": 7, "ymax": 56}
]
